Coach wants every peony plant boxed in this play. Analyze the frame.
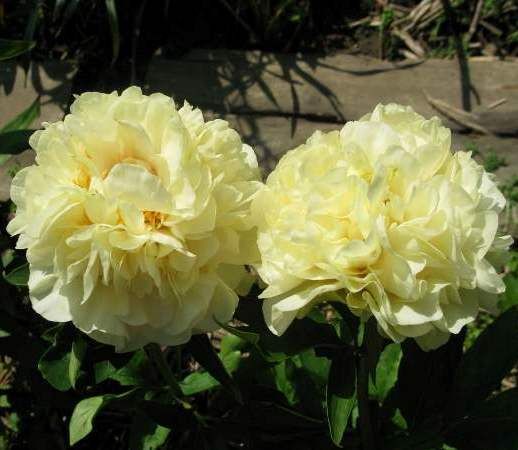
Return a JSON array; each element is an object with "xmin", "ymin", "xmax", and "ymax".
[
  {"xmin": 252, "ymin": 103, "xmax": 511, "ymax": 350},
  {"xmin": 2, "ymin": 92, "xmax": 516, "ymax": 450},
  {"xmin": 7, "ymin": 86, "xmax": 261, "ymax": 352}
]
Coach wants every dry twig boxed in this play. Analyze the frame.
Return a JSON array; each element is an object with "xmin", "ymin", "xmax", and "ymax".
[
  {"xmin": 424, "ymin": 92, "xmax": 492, "ymax": 134},
  {"xmin": 467, "ymin": 0, "xmax": 484, "ymax": 42}
]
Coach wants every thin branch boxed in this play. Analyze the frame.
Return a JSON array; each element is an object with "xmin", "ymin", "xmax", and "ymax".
[
  {"xmin": 424, "ymin": 92, "xmax": 492, "ymax": 134},
  {"xmin": 466, "ymin": 0, "xmax": 484, "ymax": 42}
]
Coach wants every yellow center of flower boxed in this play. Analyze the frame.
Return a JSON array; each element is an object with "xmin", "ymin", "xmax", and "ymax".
[{"xmin": 143, "ymin": 210, "xmax": 165, "ymax": 230}]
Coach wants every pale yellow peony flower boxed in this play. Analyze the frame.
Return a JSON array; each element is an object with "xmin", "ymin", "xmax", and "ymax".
[
  {"xmin": 253, "ymin": 104, "xmax": 511, "ymax": 350},
  {"xmin": 8, "ymin": 87, "xmax": 262, "ymax": 351}
]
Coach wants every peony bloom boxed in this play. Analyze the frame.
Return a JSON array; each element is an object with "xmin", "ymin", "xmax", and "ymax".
[
  {"xmin": 253, "ymin": 104, "xmax": 511, "ymax": 350},
  {"xmin": 8, "ymin": 87, "xmax": 261, "ymax": 351}
]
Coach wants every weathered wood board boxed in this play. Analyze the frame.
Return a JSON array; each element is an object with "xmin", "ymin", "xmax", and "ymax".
[{"xmin": 147, "ymin": 50, "xmax": 518, "ymax": 133}]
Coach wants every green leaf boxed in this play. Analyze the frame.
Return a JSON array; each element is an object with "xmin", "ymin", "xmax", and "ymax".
[
  {"xmin": 299, "ymin": 349, "xmax": 331, "ymax": 387},
  {"xmin": 186, "ymin": 334, "xmax": 242, "ymax": 402},
  {"xmin": 41, "ymin": 323, "xmax": 66, "ymax": 343},
  {"xmin": 218, "ymin": 321, "xmax": 260, "ymax": 346},
  {"xmin": 70, "ymin": 390, "xmax": 138, "ymax": 446},
  {"xmin": 450, "ymin": 306, "xmax": 518, "ymax": 418},
  {"xmin": 325, "ymin": 353, "xmax": 356, "ymax": 446},
  {"xmin": 445, "ymin": 388, "xmax": 518, "ymax": 450},
  {"xmin": 180, "ymin": 350, "xmax": 241, "ymax": 396},
  {"xmin": 69, "ymin": 336, "xmax": 87, "ymax": 389},
  {"xmin": 38, "ymin": 341, "xmax": 72, "ymax": 391},
  {"xmin": 3, "ymin": 263, "xmax": 29, "ymax": 286},
  {"xmin": 272, "ymin": 359, "xmax": 299, "ymax": 405},
  {"xmin": 92, "ymin": 350, "xmax": 133, "ymax": 384},
  {"xmin": 0, "ymin": 39, "xmax": 35, "ymax": 61},
  {"xmin": 109, "ymin": 350, "xmax": 154, "ymax": 386},
  {"xmin": 93, "ymin": 349, "xmax": 154, "ymax": 387},
  {"xmin": 38, "ymin": 324, "xmax": 85, "ymax": 392},
  {"xmin": 104, "ymin": 0, "xmax": 120, "ymax": 65},
  {"xmin": 220, "ymin": 333, "xmax": 247, "ymax": 356},
  {"xmin": 1, "ymin": 98, "xmax": 40, "ymax": 132},
  {"xmin": 129, "ymin": 411, "xmax": 170, "ymax": 450},
  {"xmin": 499, "ymin": 273, "xmax": 518, "ymax": 312},
  {"xmin": 373, "ymin": 343, "xmax": 402, "ymax": 401},
  {"xmin": 229, "ymin": 299, "xmax": 343, "ymax": 362},
  {"xmin": 70, "ymin": 396, "xmax": 105, "ymax": 446},
  {"xmin": 364, "ymin": 318, "xmax": 387, "ymax": 384},
  {"xmin": 0, "ymin": 130, "xmax": 34, "ymax": 155},
  {"xmin": 1, "ymin": 250, "xmax": 15, "ymax": 269}
]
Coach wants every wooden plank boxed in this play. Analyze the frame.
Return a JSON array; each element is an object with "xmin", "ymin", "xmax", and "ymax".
[{"xmin": 146, "ymin": 50, "xmax": 518, "ymax": 133}]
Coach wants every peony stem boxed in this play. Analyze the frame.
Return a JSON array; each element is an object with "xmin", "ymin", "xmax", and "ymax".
[
  {"xmin": 145, "ymin": 343, "xmax": 191, "ymax": 409},
  {"xmin": 357, "ymin": 348, "xmax": 377, "ymax": 450}
]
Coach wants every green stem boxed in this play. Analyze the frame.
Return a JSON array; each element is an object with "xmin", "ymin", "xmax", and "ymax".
[
  {"xmin": 357, "ymin": 349, "xmax": 377, "ymax": 450},
  {"xmin": 145, "ymin": 343, "xmax": 191, "ymax": 409}
]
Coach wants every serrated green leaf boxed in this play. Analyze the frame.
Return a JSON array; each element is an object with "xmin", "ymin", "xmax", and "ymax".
[
  {"xmin": 325, "ymin": 353, "xmax": 356, "ymax": 446},
  {"xmin": 1, "ymin": 98, "xmax": 40, "ymax": 132},
  {"xmin": 3, "ymin": 263, "xmax": 29, "ymax": 286},
  {"xmin": 0, "ymin": 39, "xmax": 35, "ymax": 61}
]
